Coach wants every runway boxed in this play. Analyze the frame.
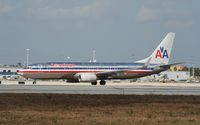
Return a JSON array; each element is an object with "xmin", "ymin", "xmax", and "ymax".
[{"xmin": 1, "ymin": 81, "xmax": 200, "ymax": 95}]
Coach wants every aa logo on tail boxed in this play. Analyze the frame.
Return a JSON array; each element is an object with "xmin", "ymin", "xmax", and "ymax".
[{"xmin": 155, "ymin": 47, "xmax": 169, "ymax": 58}]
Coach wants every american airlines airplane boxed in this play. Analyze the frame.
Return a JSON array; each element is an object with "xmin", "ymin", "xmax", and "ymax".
[{"xmin": 17, "ymin": 32, "xmax": 177, "ymax": 85}]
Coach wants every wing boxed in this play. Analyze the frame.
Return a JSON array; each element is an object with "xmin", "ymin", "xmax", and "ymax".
[
  {"xmin": 96, "ymin": 69, "xmax": 130, "ymax": 79},
  {"xmin": 96, "ymin": 58, "xmax": 153, "ymax": 79},
  {"xmin": 96, "ymin": 62, "xmax": 183, "ymax": 79}
]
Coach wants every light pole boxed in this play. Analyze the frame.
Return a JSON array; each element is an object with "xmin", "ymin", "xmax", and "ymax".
[
  {"xmin": 26, "ymin": 49, "xmax": 30, "ymax": 67},
  {"xmin": 193, "ymin": 64, "xmax": 195, "ymax": 79},
  {"xmin": 92, "ymin": 50, "xmax": 97, "ymax": 62},
  {"xmin": 67, "ymin": 56, "xmax": 70, "ymax": 61}
]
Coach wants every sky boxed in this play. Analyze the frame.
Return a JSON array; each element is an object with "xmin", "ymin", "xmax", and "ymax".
[{"xmin": 0, "ymin": 0, "xmax": 199, "ymax": 66}]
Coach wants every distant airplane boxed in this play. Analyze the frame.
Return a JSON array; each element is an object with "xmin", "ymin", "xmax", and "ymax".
[{"xmin": 17, "ymin": 32, "xmax": 178, "ymax": 85}]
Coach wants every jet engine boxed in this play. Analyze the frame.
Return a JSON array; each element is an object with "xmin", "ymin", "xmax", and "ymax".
[{"xmin": 75, "ymin": 73, "xmax": 97, "ymax": 82}]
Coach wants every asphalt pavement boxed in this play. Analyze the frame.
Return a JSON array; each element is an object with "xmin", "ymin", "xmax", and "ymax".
[{"xmin": 0, "ymin": 80, "xmax": 200, "ymax": 95}]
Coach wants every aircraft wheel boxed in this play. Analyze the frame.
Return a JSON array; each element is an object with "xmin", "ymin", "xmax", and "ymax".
[
  {"xmin": 33, "ymin": 81, "xmax": 36, "ymax": 84},
  {"xmin": 100, "ymin": 80, "xmax": 106, "ymax": 85},
  {"xmin": 91, "ymin": 82, "xmax": 97, "ymax": 85}
]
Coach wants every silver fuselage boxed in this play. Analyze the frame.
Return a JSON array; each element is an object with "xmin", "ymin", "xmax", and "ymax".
[{"xmin": 17, "ymin": 62, "xmax": 164, "ymax": 80}]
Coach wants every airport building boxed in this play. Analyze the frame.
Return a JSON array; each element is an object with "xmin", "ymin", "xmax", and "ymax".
[
  {"xmin": 137, "ymin": 71, "xmax": 190, "ymax": 83},
  {"xmin": 138, "ymin": 65, "xmax": 191, "ymax": 82},
  {"xmin": 157, "ymin": 71, "xmax": 190, "ymax": 82},
  {"xmin": 0, "ymin": 66, "xmax": 20, "ymax": 80}
]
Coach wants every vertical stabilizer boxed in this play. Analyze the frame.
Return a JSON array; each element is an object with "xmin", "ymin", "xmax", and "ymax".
[{"xmin": 136, "ymin": 32, "xmax": 175, "ymax": 65}]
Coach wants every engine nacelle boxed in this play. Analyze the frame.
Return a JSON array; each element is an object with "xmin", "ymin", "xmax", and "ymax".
[{"xmin": 75, "ymin": 73, "xmax": 97, "ymax": 82}]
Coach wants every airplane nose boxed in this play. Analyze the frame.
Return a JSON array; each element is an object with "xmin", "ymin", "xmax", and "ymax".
[{"xmin": 16, "ymin": 70, "xmax": 23, "ymax": 75}]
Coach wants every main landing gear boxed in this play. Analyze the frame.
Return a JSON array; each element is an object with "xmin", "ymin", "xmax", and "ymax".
[
  {"xmin": 100, "ymin": 80, "xmax": 106, "ymax": 85},
  {"xmin": 91, "ymin": 82, "xmax": 97, "ymax": 85},
  {"xmin": 91, "ymin": 80, "xmax": 106, "ymax": 85}
]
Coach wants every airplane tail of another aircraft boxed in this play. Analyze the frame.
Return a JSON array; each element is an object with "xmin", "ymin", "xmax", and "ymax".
[{"xmin": 136, "ymin": 32, "xmax": 175, "ymax": 65}]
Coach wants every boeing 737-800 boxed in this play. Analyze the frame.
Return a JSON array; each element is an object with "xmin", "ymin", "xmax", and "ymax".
[{"xmin": 17, "ymin": 32, "xmax": 177, "ymax": 85}]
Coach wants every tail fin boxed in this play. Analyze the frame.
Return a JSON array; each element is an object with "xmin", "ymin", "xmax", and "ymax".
[{"xmin": 136, "ymin": 32, "xmax": 175, "ymax": 65}]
